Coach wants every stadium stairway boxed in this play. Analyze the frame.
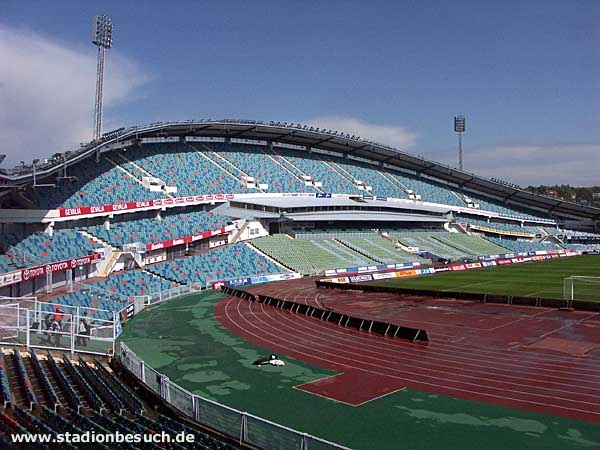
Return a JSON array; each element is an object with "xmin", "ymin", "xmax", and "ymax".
[
  {"xmin": 243, "ymin": 242, "xmax": 292, "ymax": 273},
  {"xmin": 228, "ymin": 220, "xmax": 249, "ymax": 244},
  {"xmin": 77, "ymin": 230, "xmax": 122, "ymax": 277},
  {"xmin": 267, "ymin": 147, "xmax": 321, "ymax": 190},
  {"xmin": 188, "ymin": 143, "xmax": 251, "ymax": 192},
  {"xmin": 260, "ymin": 150, "xmax": 319, "ymax": 191},
  {"xmin": 78, "ymin": 229, "xmax": 112, "ymax": 249},
  {"xmin": 333, "ymin": 238, "xmax": 387, "ymax": 264},
  {"xmin": 113, "ymin": 152, "xmax": 175, "ymax": 199},
  {"xmin": 246, "ymin": 240, "xmax": 298, "ymax": 273},
  {"xmin": 2, "ymin": 350, "xmax": 26, "ymax": 408},
  {"xmin": 200, "ymin": 145, "xmax": 254, "ymax": 184},
  {"xmin": 142, "ymin": 268, "xmax": 182, "ymax": 287},
  {"xmin": 319, "ymin": 160, "xmax": 360, "ymax": 191},
  {"xmin": 378, "ymin": 171, "xmax": 413, "ymax": 197},
  {"xmin": 430, "ymin": 235, "xmax": 479, "ymax": 257},
  {"xmin": 103, "ymin": 155, "xmax": 148, "ymax": 191}
]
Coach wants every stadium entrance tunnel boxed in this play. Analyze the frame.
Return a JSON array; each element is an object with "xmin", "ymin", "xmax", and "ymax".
[{"xmin": 221, "ymin": 286, "xmax": 429, "ymax": 343}]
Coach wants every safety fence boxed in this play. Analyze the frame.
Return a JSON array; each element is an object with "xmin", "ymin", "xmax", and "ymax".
[
  {"xmin": 0, "ymin": 283, "xmax": 204, "ymax": 356},
  {"xmin": 119, "ymin": 342, "xmax": 351, "ymax": 450}
]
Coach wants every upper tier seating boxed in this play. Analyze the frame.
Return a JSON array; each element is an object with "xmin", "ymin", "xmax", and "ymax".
[
  {"xmin": 26, "ymin": 142, "xmax": 554, "ymax": 224},
  {"xmin": 31, "ymin": 155, "xmax": 164, "ymax": 209},
  {"xmin": 113, "ymin": 143, "xmax": 245, "ymax": 196},
  {"xmin": 206, "ymin": 144, "xmax": 309, "ymax": 193}
]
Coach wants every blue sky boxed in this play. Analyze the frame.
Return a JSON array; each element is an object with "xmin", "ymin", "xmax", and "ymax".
[{"xmin": 1, "ymin": 0, "xmax": 599, "ymax": 185}]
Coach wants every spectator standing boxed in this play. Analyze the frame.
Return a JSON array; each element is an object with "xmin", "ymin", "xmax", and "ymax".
[
  {"xmin": 50, "ymin": 319, "xmax": 62, "ymax": 347},
  {"xmin": 41, "ymin": 313, "xmax": 53, "ymax": 344},
  {"xmin": 77, "ymin": 312, "xmax": 90, "ymax": 347}
]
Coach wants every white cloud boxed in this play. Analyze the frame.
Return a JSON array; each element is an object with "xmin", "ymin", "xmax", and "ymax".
[
  {"xmin": 305, "ymin": 116, "xmax": 417, "ymax": 150},
  {"xmin": 444, "ymin": 144, "xmax": 600, "ymax": 186},
  {"xmin": 0, "ymin": 24, "xmax": 149, "ymax": 167}
]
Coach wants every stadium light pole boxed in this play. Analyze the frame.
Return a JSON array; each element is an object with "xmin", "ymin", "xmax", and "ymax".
[
  {"xmin": 92, "ymin": 15, "xmax": 113, "ymax": 142},
  {"xmin": 454, "ymin": 115, "xmax": 466, "ymax": 171},
  {"xmin": 32, "ymin": 159, "xmax": 39, "ymax": 187}
]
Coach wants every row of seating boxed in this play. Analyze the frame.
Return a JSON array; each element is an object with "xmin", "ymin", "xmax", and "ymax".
[
  {"xmin": 562, "ymin": 242, "xmax": 600, "ymax": 252},
  {"xmin": 0, "ymin": 352, "xmax": 11, "ymax": 408},
  {"xmin": 39, "ymin": 404, "xmax": 106, "ymax": 449},
  {"xmin": 44, "ymin": 351, "xmax": 83, "ymax": 413},
  {"xmin": 28, "ymin": 350, "xmax": 60, "ymax": 411},
  {"xmin": 336, "ymin": 236, "xmax": 429, "ymax": 265},
  {"xmin": 0, "ymin": 347, "xmax": 238, "ymax": 450},
  {"xmin": 0, "ymin": 409, "xmax": 36, "ymax": 450},
  {"xmin": 12, "ymin": 403, "xmax": 78, "ymax": 450},
  {"xmin": 77, "ymin": 357, "xmax": 126, "ymax": 414},
  {"xmin": 251, "ymin": 234, "xmax": 376, "ymax": 274},
  {"xmin": 60, "ymin": 354, "xmax": 105, "ymax": 413},
  {"xmin": 466, "ymin": 218, "xmax": 543, "ymax": 236},
  {"xmin": 82, "ymin": 209, "xmax": 232, "ymax": 247},
  {"xmin": 133, "ymin": 410, "xmax": 237, "ymax": 450},
  {"xmin": 432, "ymin": 233, "xmax": 508, "ymax": 257},
  {"xmin": 32, "ymin": 154, "xmax": 164, "ymax": 209},
  {"xmin": 93, "ymin": 359, "xmax": 145, "ymax": 414},
  {"xmin": 146, "ymin": 242, "xmax": 286, "ymax": 285},
  {"xmin": 483, "ymin": 236, "xmax": 563, "ymax": 253},
  {"xmin": 11, "ymin": 347, "xmax": 36, "ymax": 410},
  {"xmin": 65, "ymin": 406, "xmax": 140, "ymax": 450},
  {"xmin": 26, "ymin": 141, "xmax": 558, "ymax": 223},
  {"xmin": 0, "ymin": 230, "xmax": 98, "ymax": 267},
  {"xmin": 208, "ymin": 144, "xmax": 307, "ymax": 193}
]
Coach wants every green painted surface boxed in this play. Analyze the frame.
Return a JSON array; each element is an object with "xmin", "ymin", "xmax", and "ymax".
[{"xmin": 120, "ymin": 290, "xmax": 600, "ymax": 450}]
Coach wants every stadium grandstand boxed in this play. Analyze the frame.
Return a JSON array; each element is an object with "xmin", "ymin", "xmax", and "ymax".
[{"xmin": 1, "ymin": 120, "xmax": 600, "ymax": 448}]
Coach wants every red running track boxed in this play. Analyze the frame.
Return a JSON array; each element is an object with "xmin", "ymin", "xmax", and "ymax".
[{"xmin": 214, "ymin": 278, "xmax": 600, "ymax": 422}]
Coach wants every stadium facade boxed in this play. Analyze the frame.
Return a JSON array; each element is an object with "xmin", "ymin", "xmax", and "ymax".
[
  {"xmin": 1, "ymin": 119, "xmax": 599, "ymax": 301},
  {"xmin": 1, "ymin": 119, "xmax": 600, "ymax": 449}
]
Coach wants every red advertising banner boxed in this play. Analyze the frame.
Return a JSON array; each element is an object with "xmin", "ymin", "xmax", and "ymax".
[
  {"xmin": 17, "ymin": 253, "xmax": 103, "ymax": 283},
  {"xmin": 57, "ymin": 194, "xmax": 236, "ymax": 218},
  {"xmin": 145, "ymin": 227, "xmax": 227, "ymax": 252}
]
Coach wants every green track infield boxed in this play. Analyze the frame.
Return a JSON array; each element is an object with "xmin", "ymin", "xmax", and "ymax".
[{"xmin": 120, "ymin": 289, "xmax": 600, "ymax": 450}]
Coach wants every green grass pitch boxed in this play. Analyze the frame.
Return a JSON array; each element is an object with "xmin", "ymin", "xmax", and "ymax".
[{"xmin": 368, "ymin": 255, "xmax": 600, "ymax": 301}]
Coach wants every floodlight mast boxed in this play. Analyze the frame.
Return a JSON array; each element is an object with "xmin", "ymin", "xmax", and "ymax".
[
  {"xmin": 92, "ymin": 15, "xmax": 113, "ymax": 142},
  {"xmin": 454, "ymin": 115, "xmax": 466, "ymax": 171}
]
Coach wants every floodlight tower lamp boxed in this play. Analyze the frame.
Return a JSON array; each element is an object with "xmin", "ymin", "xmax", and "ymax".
[
  {"xmin": 454, "ymin": 115, "xmax": 466, "ymax": 171},
  {"xmin": 92, "ymin": 14, "xmax": 113, "ymax": 143}
]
